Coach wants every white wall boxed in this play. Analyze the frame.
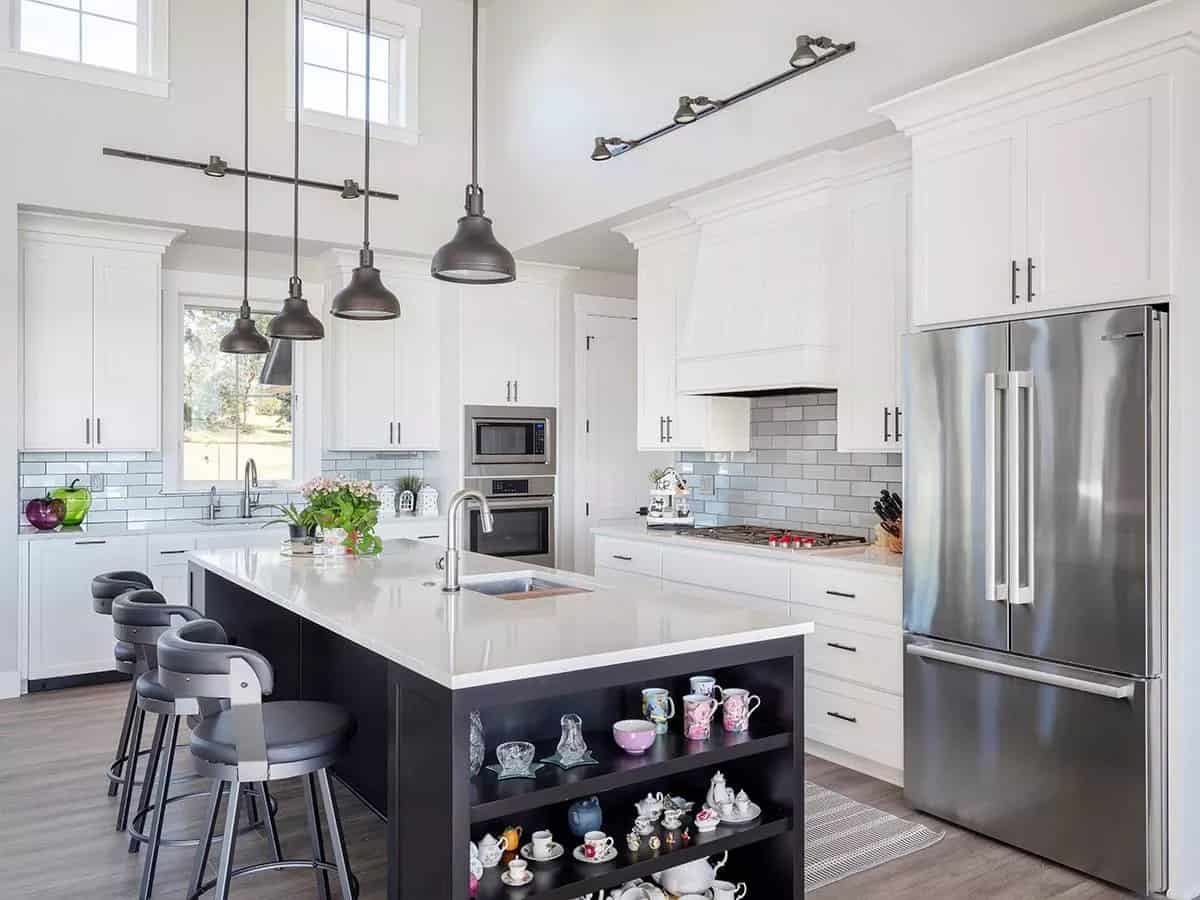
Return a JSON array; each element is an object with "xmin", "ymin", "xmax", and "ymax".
[{"xmin": 483, "ymin": 0, "xmax": 1154, "ymax": 254}]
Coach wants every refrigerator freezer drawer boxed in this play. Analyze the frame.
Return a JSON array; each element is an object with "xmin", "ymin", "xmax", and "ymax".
[{"xmin": 904, "ymin": 636, "xmax": 1162, "ymax": 894}]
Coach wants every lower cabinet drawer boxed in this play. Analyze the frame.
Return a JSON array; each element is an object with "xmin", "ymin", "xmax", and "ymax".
[
  {"xmin": 791, "ymin": 565, "xmax": 902, "ymax": 624},
  {"xmin": 805, "ymin": 673, "xmax": 902, "ymax": 770},
  {"xmin": 594, "ymin": 536, "xmax": 663, "ymax": 578},
  {"xmin": 594, "ymin": 565, "xmax": 662, "ymax": 593},
  {"xmin": 793, "ymin": 602, "xmax": 901, "ymax": 694}
]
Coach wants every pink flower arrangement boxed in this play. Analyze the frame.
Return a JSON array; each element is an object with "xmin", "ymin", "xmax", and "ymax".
[{"xmin": 300, "ymin": 476, "xmax": 383, "ymax": 555}]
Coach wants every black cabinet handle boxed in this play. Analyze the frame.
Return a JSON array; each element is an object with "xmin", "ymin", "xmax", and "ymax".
[
  {"xmin": 1027, "ymin": 257, "xmax": 1036, "ymax": 303},
  {"xmin": 825, "ymin": 589, "xmax": 857, "ymax": 599},
  {"xmin": 85, "ymin": 418, "xmax": 90, "ymax": 445},
  {"xmin": 827, "ymin": 641, "xmax": 858, "ymax": 653},
  {"xmin": 659, "ymin": 416, "xmax": 665, "ymax": 443},
  {"xmin": 159, "ymin": 549, "xmax": 188, "ymax": 556},
  {"xmin": 894, "ymin": 406, "xmax": 902, "ymax": 441},
  {"xmin": 417, "ymin": 534, "xmax": 440, "ymax": 540},
  {"xmin": 827, "ymin": 711, "xmax": 858, "ymax": 724},
  {"xmin": 665, "ymin": 416, "xmax": 673, "ymax": 442},
  {"xmin": 883, "ymin": 407, "xmax": 890, "ymax": 442},
  {"xmin": 75, "ymin": 540, "xmax": 107, "ymax": 545},
  {"xmin": 612, "ymin": 554, "xmax": 633, "ymax": 561},
  {"xmin": 506, "ymin": 380, "xmax": 512, "ymax": 402},
  {"xmin": 389, "ymin": 422, "xmax": 394, "ymax": 444},
  {"xmin": 96, "ymin": 418, "xmax": 101, "ymax": 445},
  {"xmin": 514, "ymin": 380, "xmax": 519, "ymax": 402},
  {"xmin": 1012, "ymin": 259, "xmax": 1021, "ymax": 304}
]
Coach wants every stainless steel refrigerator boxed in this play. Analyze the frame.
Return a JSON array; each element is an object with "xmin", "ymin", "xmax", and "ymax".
[{"xmin": 902, "ymin": 305, "xmax": 1167, "ymax": 895}]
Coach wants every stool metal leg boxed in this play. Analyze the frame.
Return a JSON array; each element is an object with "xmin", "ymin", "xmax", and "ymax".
[
  {"xmin": 256, "ymin": 782, "xmax": 283, "ymax": 862},
  {"xmin": 213, "ymin": 775, "xmax": 242, "ymax": 900},
  {"xmin": 138, "ymin": 714, "xmax": 180, "ymax": 900},
  {"xmin": 129, "ymin": 712, "xmax": 167, "ymax": 853},
  {"xmin": 116, "ymin": 706, "xmax": 147, "ymax": 832},
  {"xmin": 316, "ymin": 769, "xmax": 356, "ymax": 900},
  {"xmin": 108, "ymin": 681, "xmax": 138, "ymax": 796},
  {"xmin": 303, "ymin": 773, "xmax": 332, "ymax": 900},
  {"xmin": 188, "ymin": 779, "xmax": 224, "ymax": 900}
]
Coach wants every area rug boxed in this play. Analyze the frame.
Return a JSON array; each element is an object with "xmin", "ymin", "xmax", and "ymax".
[{"xmin": 805, "ymin": 781, "xmax": 944, "ymax": 891}]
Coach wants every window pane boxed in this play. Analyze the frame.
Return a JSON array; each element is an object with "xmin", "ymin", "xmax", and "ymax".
[
  {"xmin": 21, "ymin": 1, "xmax": 81, "ymax": 62},
  {"xmin": 82, "ymin": 0, "xmax": 136, "ymax": 22},
  {"xmin": 81, "ymin": 14, "xmax": 137, "ymax": 72},
  {"xmin": 348, "ymin": 75, "xmax": 388, "ymax": 124},
  {"xmin": 304, "ymin": 63, "xmax": 347, "ymax": 116},
  {"xmin": 33, "ymin": 0, "xmax": 79, "ymax": 9},
  {"xmin": 182, "ymin": 307, "xmax": 293, "ymax": 485},
  {"xmin": 348, "ymin": 31, "xmax": 388, "ymax": 79},
  {"xmin": 303, "ymin": 17, "xmax": 346, "ymax": 70}
]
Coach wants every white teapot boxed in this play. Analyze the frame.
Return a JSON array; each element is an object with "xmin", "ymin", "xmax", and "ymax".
[
  {"xmin": 655, "ymin": 851, "xmax": 728, "ymax": 896},
  {"xmin": 634, "ymin": 791, "xmax": 665, "ymax": 820},
  {"xmin": 477, "ymin": 832, "xmax": 503, "ymax": 868}
]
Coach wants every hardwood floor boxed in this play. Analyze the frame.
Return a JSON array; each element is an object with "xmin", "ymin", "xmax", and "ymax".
[{"xmin": 0, "ymin": 683, "xmax": 1139, "ymax": 899}]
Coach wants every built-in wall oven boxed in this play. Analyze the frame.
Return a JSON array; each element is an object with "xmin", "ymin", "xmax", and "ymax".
[
  {"xmin": 462, "ymin": 476, "xmax": 555, "ymax": 568},
  {"xmin": 464, "ymin": 405, "xmax": 556, "ymax": 477}
]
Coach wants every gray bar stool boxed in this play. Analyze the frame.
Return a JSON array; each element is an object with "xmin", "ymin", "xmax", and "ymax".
[
  {"xmin": 157, "ymin": 619, "xmax": 358, "ymax": 900},
  {"xmin": 114, "ymin": 593, "xmax": 279, "ymax": 900},
  {"xmin": 92, "ymin": 570, "xmax": 154, "ymax": 797}
]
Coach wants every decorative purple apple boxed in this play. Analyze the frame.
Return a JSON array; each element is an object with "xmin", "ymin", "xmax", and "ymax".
[{"xmin": 25, "ymin": 494, "xmax": 66, "ymax": 531}]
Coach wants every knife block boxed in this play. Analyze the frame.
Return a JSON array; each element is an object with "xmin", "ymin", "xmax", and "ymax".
[{"xmin": 876, "ymin": 519, "xmax": 903, "ymax": 554}]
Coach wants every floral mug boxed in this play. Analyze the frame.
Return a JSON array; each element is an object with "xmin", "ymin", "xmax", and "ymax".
[
  {"xmin": 682, "ymin": 694, "xmax": 720, "ymax": 741},
  {"xmin": 721, "ymin": 689, "xmax": 761, "ymax": 734}
]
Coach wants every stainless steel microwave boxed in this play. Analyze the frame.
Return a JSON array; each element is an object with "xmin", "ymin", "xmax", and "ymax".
[{"xmin": 464, "ymin": 405, "xmax": 556, "ymax": 477}]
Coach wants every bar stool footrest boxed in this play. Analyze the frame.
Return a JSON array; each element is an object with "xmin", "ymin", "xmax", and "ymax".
[
  {"xmin": 128, "ymin": 786, "xmax": 276, "ymax": 850},
  {"xmin": 189, "ymin": 860, "xmax": 359, "ymax": 900}
]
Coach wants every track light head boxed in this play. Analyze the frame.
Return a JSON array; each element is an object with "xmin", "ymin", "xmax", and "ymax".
[
  {"xmin": 673, "ymin": 96, "xmax": 698, "ymax": 125},
  {"xmin": 591, "ymin": 137, "xmax": 613, "ymax": 161},
  {"xmin": 204, "ymin": 154, "xmax": 228, "ymax": 177},
  {"xmin": 340, "ymin": 178, "xmax": 362, "ymax": 199},
  {"xmin": 790, "ymin": 35, "xmax": 819, "ymax": 68}
]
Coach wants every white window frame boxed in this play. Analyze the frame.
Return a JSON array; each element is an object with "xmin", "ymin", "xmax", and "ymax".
[
  {"xmin": 161, "ymin": 270, "xmax": 323, "ymax": 494},
  {"xmin": 0, "ymin": 0, "xmax": 169, "ymax": 97},
  {"xmin": 287, "ymin": 0, "xmax": 420, "ymax": 145}
]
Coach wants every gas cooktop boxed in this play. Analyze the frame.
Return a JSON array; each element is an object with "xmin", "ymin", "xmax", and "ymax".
[{"xmin": 687, "ymin": 524, "xmax": 868, "ymax": 550}]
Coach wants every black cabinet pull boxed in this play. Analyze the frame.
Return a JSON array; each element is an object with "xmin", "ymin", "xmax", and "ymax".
[
  {"xmin": 825, "ymin": 589, "xmax": 856, "ymax": 599},
  {"xmin": 1011, "ymin": 259, "xmax": 1021, "ymax": 304},
  {"xmin": 894, "ymin": 406, "xmax": 902, "ymax": 441},
  {"xmin": 96, "ymin": 418, "xmax": 101, "ymax": 445},
  {"xmin": 612, "ymin": 554, "xmax": 633, "ymax": 561},
  {"xmin": 883, "ymin": 407, "xmax": 890, "ymax": 442},
  {"xmin": 665, "ymin": 416, "xmax": 673, "ymax": 442},
  {"xmin": 827, "ymin": 711, "xmax": 858, "ymax": 724},
  {"xmin": 514, "ymin": 380, "xmax": 519, "ymax": 402},
  {"xmin": 85, "ymin": 418, "xmax": 90, "ymax": 445},
  {"xmin": 1027, "ymin": 257, "xmax": 1036, "ymax": 303},
  {"xmin": 659, "ymin": 416, "xmax": 665, "ymax": 443},
  {"xmin": 506, "ymin": 381, "xmax": 512, "ymax": 402},
  {"xmin": 417, "ymin": 534, "xmax": 440, "ymax": 540},
  {"xmin": 827, "ymin": 641, "xmax": 858, "ymax": 653},
  {"xmin": 159, "ymin": 549, "xmax": 188, "ymax": 556},
  {"xmin": 75, "ymin": 540, "xmax": 107, "ymax": 545},
  {"xmin": 389, "ymin": 422, "xmax": 394, "ymax": 444}
]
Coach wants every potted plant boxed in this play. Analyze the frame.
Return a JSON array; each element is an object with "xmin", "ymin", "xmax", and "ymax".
[
  {"xmin": 301, "ymin": 477, "xmax": 384, "ymax": 556},
  {"xmin": 397, "ymin": 474, "xmax": 424, "ymax": 515},
  {"xmin": 264, "ymin": 502, "xmax": 319, "ymax": 540}
]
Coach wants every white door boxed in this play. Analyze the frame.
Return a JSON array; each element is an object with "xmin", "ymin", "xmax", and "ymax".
[
  {"xmin": 837, "ymin": 170, "xmax": 910, "ymax": 452},
  {"xmin": 635, "ymin": 244, "xmax": 678, "ymax": 450},
  {"xmin": 460, "ymin": 283, "xmax": 517, "ymax": 404},
  {"xmin": 512, "ymin": 282, "xmax": 559, "ymax": 406},
  {"xmin": 327, "ymin": 315, "xmax": 397, "ymax": 450},
  {"xmin": 91, "ymin": 249, "xmax": 161, "ymax": 450},
  {"xmin": 578, "ymin": 313, "xmax": 672, "ymax": 573},
  {"xmin": 27, "ymin": 535, "xmax": 148, "ymax": 679},
  {"xmin": 394, "ymin": 274, "xmax": 441, "ymax": 449},
  {"xmin": 1026, "ymin": 75, "xmax": 1171, "ymax": 311},
  {"xmin": 22, "ymin": 241, "xmax": 94, "ymax": 450},
  {"xmin": 913, "ymin": 120, "xmax": 1027, "ymax": 327}
]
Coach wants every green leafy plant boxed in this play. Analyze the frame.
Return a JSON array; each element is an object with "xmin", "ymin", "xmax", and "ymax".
[
  {"xmin": 263, "ymin": 502, "xmax": 318, "ymax": 533},
  {"xmin": 301, "ymin": 477, "xmax": 383, "ymax": 556},
  {"xmin": 397, "ymin": 474, "xmax": 425, "ymax": 497}
]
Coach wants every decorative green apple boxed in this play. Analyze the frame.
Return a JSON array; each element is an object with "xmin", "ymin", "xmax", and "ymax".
[{"xmin": 51, "ymin": 478, "xmax": 92, "ymax": 526}]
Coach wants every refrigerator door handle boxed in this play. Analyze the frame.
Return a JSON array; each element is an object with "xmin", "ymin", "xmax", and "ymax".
[
  {"xmin": 906, "ymin": 642, "xmax": 1136, "ymax": 700},
  {"xmin": 1008, "ymin": 370, "xmax": 1035, "ymax": 606},
  {"xmin": 985, "ymin": 372, "xmax": 1008, "ymax": 604}
]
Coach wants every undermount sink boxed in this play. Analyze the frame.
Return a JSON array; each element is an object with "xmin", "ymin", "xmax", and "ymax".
[{"xmin": 460, "ymin": 572, "xmax": 590, "ymax": 599}]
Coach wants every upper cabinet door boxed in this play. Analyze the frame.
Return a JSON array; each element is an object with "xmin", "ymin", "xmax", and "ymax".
[
  {"xmin": 1027, "ymin": 75, "xmax": 1171, "ymax": 311},
  {"xmin": 913, "ymin": 120, "xmax": 1027, "ymax": 327},
  {"xmin": 393, "ymin": 274, "xmax": 441, "ymax": 450},
  {"xmin": 460, "ymin": 283, "xmax": 518, "ymax": 405},
  {"xmin": 327, "ymin": 313, "xmax": 397, "ymax": 450},
  {"xmin": 512, "ymin": 281, "xmax": 559, "ymax": 407},
  {"xmin": 635, "ymin": 242, "xmax": 681, "ymax": 450},
  {"xmin": 91, "ymin": 249, "xmax": 161, "ymax": 450},
  {"xmin": 22, "ymin": 241, "xmax": 95, "ymax": 450}
]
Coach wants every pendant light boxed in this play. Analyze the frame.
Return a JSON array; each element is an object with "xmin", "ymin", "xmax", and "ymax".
[
  {"xmin": 330, "ymin": 0, "xmax": 401, "ymax": 319},
  {"xmin": 259, "ymin": 337, "xmax": 292, "ymax": 387},
  {"xmin": 220, "ymin": 0, "xmax": 270, "ymax": 356},
  {"xmin": 268, "ymin": 0, "xmax": 325, "ymax": 341},
  {"xmin": 431, "ymin": 0, "xmax": 515, "ymax": 284}
]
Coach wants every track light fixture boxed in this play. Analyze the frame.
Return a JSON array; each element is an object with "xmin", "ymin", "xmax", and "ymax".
[
  {"xmin": 591, "ymin": 31, "xmax": 855, "ymax": 161},
  {"xmin": 341, "ymin": 178, "xmax": 361, "ymax": 199}
]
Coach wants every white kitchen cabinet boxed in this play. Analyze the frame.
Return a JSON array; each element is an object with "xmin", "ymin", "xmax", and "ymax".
[
  {"xmin": 834, "ymin": 161, "xmax": 911, "ymax": 453},
  {"xmin": 20, "ymin": 214, "xmax": 178, "ymax": 451},
  {"xmin": 148, "ymin": 534, "xmax": 196, "ymax": 606},
  {"xmin": 594, "ymin": 565, "xmax": 662, "ymax": 594},
  {"xmin": 27, "ymin": 534, "xmax": 148, "ymax": 680},
  {"xmin": 460, "ymin": 280, "xmax": 558, "ymax": 407},
  {"xmin": 326, "ymin": 265, "xmax": 441, "ymax": 451}
]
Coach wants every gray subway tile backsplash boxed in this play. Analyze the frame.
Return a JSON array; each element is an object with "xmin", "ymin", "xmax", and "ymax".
[
  {"xmin": 16, "ymin": 450, "xmax": 427, "ymax": 526},
  {"xmin": 678, "ymin": 392, "xmax": 901, "ymax": 540}
]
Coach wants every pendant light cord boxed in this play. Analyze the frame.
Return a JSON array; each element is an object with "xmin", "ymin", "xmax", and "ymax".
[
  {"xmin": 471, "ymin": 0, "xmax": 478, "ymax": 190},
  {"xmin": 242, "ymin": 0, "xmax": 250, "ymax": 316},
  {"xmin": 293, "ymin": 0, "xmax": 300, "ymax": 279},
  {"xmin": 363, "ymin": 0, "xmax": 371, "ymax": 250}
]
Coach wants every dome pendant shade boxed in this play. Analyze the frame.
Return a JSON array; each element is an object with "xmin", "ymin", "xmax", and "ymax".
[
  {"xmin": 268, "ymin": 276, "xmax": 325, "ymax": 340},
  {"xmin": 259, "ymin": 337, "xmax": 292, "ymax": 386},
  {"xmin": 220, "ymin": 303, "xmax": 270, "ymax": 354},
  {"xmin": 431, "ymin": 186, "xmax": 516, "ymax": 284},
  {"xmin": 331, "ymin": 247, "xmax": 401, "ymax": 319}
]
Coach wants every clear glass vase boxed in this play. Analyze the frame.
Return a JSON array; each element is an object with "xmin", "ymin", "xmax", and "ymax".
[
  {"xmin": 469, "ymin": 710, "xmax": 485, "ymax": 776},
  {"xmin": 556, "ymin": 713, "xmax": 588, "ymax": 765}
]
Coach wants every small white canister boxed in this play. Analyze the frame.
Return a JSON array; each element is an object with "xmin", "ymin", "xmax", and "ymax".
[
  {"xmin": 377, "ymin": 484, "xmax": 397, "ymax": 519},
  {"xmin": 416, "ymin": 484, "xmax": 439, "ymax": 517}
]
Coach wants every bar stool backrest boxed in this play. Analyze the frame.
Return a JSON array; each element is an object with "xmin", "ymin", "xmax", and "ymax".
[
  {"xmin": 91, "ymin": 570, "xmax": 153, "ymax": 615},
  {"xmin": 112, "ymin": 590, "xmax": 202, "ymax": 669}
]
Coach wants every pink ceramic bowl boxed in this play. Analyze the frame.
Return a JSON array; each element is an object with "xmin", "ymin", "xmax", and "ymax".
[{"xmin": 613, "ymin": 719, "xmax": 657, "ymax": 754}]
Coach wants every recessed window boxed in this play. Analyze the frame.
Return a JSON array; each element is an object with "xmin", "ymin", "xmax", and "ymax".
[
  {"xmin": 182, "ymin": 305, "xmax": 295, "ymax": 484},
  {"xmin": 303, "ymin": 16, "xmax": 391, "ymax": 124},
  {"xmin": 20, "ymin": 0, "xmax": 138, "ymax": 72}
]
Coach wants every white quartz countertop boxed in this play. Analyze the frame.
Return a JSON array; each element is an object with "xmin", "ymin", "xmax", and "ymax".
[
  {"xmin": 591, "ymin": 519, "xmax": 903, "ymax": 575},
  {"xmin": 189, "ymin": 540, "xmax": 813, "ymax": 690},
  {"xmin": 17, "ymin": 516, "xmax": 444, "ymax": 542}
]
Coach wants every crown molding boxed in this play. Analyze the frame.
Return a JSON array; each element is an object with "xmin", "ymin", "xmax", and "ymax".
[
  {"xmin": 612, "ymin": 207, "xmax": 696, "ymax": 249},
  {"xmin": 18, "ymin": 210, "xmax": 184, "ymax": 252}
]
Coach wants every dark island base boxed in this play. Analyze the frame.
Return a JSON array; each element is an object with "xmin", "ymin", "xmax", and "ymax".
[{"xmin": 192, "ymin": 564, "xmax": 807, "ymax": 900}]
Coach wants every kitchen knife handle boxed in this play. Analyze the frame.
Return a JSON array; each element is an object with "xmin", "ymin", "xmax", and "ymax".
[{"xmin": 882, "ymin": 407, "xmax": 890, "ymax": 442}]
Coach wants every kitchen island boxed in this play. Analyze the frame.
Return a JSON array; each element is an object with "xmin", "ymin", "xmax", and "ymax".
[{"xmin": 188, "ymin": 539, "xmax": 813, "ymax": 899}]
